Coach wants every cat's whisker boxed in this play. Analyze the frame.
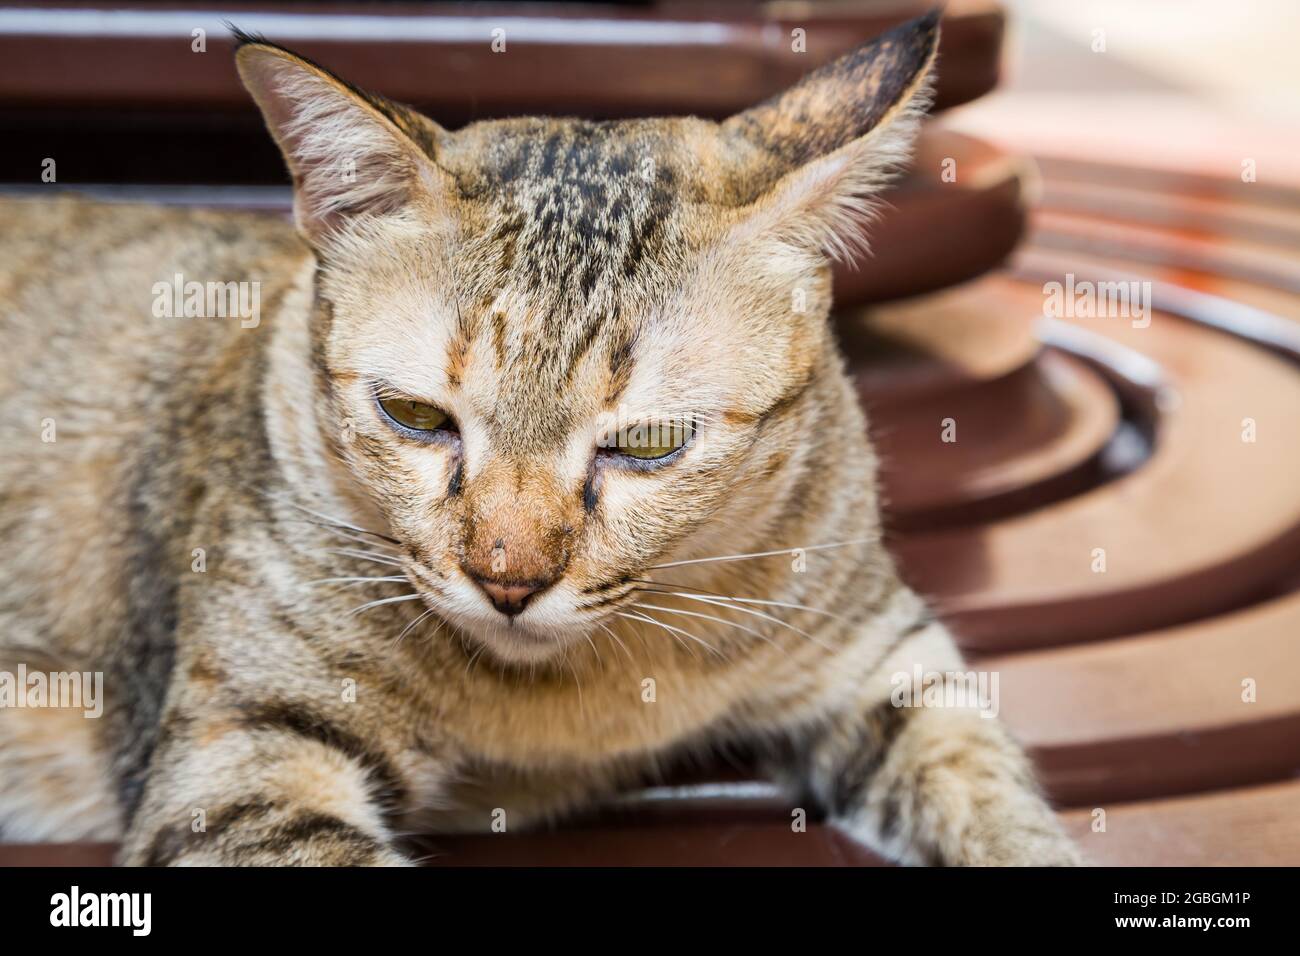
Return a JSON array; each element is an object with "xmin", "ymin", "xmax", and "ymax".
[
  {"xmin": 630, "ymin": 600, "xmax": 779, "ymax": 653},
  {"xmin": 430, "ymin": 617, "xmax": 448, "ymax": 644},
  {"xmin": 614, "ymin": 612, "xmax": 654, "ymax": 655},
  {"xmin": 648, "ymin": 537, "xmax": 875, "ymax": 571},
  {"xmin": 634, "ymin": 589, "xmax": 834, "ymax": 651},
  {"xmin": 563, "ymin": 648, "xmax": 586, "ymax": 717},
  {"xmin": 393, "ymin": 606, "xmax": 437, "ymax": 646},
  {"xmin": 404, "ymin": 847, "xmax": 444, "ymax": 866},
  {"xmin": 463, "ymin": 640, "xmax": 488, "ymax": 679},
  {"xmin": 629, "ymin": 578, "xmax": 846, "ymax": 621},
  {"xmin": 263, "ymin": 491, "xmax": 401, "ymax": 545},
  {"xmin": 318, "ymin": 547, "xmax": 405, "ymax": 569},
  {"xmin": 626, "ymin": 598, "xmax": 780, "ymax": 650},
  {"xmin": 306, "ymin": 575, "xmax": 408, "ymax": 587},
  {"xmin": 622, "ymin": 606, "xmax": 724, "ymax": 657},
  {"xmin": 581, "ymin": 631, "xmax": 604, "ymax": 670},
  {"xmin": 595, "ymin": 620, "xmax": 636, "ymax": 666},
  {"xmin": 252, "ymin": 506, "xmax": 404, "ymax": 554},
  {"xmin": 346, "ymin": 593, "xmax": 424, "ymax": 616},
  {"xmin": 614, "ymin": 610, "xmax": 701, "ymax": 659},
  {"xmin": 299, "ymin": 522, "xmax": 403, "ymax": 552}
]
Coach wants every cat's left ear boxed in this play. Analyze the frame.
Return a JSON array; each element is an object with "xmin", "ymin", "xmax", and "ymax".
[
  {"xmin": 235, "ymin": 33, "xmax": 451, "ymax": 245},
  {"xmin": 720, "ymin": 10, "xmax": 940, "ymax": 261}
]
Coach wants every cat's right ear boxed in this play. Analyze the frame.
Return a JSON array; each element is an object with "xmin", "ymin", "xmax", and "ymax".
[
  {"xmin": 718, "ymin": 11, "xmax": 939, "ymax": 263},
  {"xmin": 235, "ymin": 34, "xmax": 450, "ymax": 245}
]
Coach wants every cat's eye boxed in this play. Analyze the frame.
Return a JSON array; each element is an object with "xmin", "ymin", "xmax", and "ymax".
[
  {"xmin": 378, "ymin": 396, "xmax": 453, "ymax": 433},
  {"xmin": 602, "ymin": 421, "xmax": 693, "ymax": 462}
]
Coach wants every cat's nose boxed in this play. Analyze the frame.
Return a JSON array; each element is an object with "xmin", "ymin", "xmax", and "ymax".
[{"xmin": 471, "ymin": 577, "xmax": 545, "ymax": 617}]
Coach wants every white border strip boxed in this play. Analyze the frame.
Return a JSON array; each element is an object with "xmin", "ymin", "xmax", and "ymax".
[{"xmin": 0, "ymin": 8, "xmax": 738, "ymax": 46}]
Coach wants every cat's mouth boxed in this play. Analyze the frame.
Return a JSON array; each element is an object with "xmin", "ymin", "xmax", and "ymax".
[
  {"xmin": 407, "ymin": 561, "xmax": 588, "ymax": 664},
  {"xmin": 451, "ymin": 607, "xmax": 590, "ymax": 666}
]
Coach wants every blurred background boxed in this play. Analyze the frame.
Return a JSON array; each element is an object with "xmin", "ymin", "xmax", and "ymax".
[{"xmin": 0, "ymin": 1, "xmax": 1297, "ymax": 865}]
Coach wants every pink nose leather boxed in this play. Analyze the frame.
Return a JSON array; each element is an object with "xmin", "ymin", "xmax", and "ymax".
[{"xmin": 475, "ymin": 579, "xmax": 542, "ymax": 617}]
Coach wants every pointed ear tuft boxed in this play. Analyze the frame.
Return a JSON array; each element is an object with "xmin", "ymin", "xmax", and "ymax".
[
  {"xmin": 235, "ymin": 40, "xmax": 447, "ymax": 245},
  {"xmin": 225, "ymin": 22, "xmax": 268, "ymax": 50},
  {"xmin": 722, "ymin": 9, "xmax": 940, "ymax": 262}
]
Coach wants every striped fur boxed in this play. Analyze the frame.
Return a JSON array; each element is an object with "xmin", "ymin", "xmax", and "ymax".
[{"xmin": 0, "ymin": 12, "xmax": 1078, "ymax": 865}]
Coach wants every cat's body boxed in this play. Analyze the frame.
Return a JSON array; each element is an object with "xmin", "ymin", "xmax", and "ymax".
[{"xmin": 0, "ymin": 14, "xmax": 1080, "ymax": 864}]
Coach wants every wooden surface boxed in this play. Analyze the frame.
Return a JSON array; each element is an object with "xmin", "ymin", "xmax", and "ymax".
[
  {"xmin": 869, "ymin": 342, "xmax": 1118, "ymax": 528},
  {"xmin": 890, "ymin": 286, "xmax": 1300, "ymax": 650},
  {"xmin": 992, "ymin": 591, "xmax": 1300, "ymax": 806},
  {"xmin": 1060, "ymin": 781, "xmax": 1300, "ymax": 867},
  {"xmin": 0, "ymin": 0, "xmax": 1000, "ymax": 117},
  {"xmin": 0, "ymin": 1, "xmax": 1003, "ymax": 185}
]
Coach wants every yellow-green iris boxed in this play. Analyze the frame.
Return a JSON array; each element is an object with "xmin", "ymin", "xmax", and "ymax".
[
  {"xmin": 379, "ymin": 397, "xmax": 450, "ymax": 431},
  {"xmin": 610, "ymin": 422, "xmax": 691, "ymax": 460}
]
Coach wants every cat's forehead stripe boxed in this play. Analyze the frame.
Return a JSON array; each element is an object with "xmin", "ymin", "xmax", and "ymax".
[
  {"xmin": 436, "ymin": 119, "xmax": 700, "ymax": 417},
  {"xmin": 450, "ymin": 120, "xmax": 691, "ymax": 314}
]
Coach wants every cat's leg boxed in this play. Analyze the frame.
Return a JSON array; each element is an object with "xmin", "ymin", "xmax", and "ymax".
[
  {"xmin": 120, "ymin": 692, "xmax": 415, "ymax": 866},
  {"xmin": 785, "ymin": 610, "xmax": 1081, "ymax": 866},
  {"xmin": 122, "ymin": 724, "xmax": 412, "ymax": 866}
]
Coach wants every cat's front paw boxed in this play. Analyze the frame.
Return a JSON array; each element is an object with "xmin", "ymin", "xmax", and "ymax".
[
  {"xmin": 124, "ymin": 814, "xmax": 415, "ymax": 867},
  {"xmin": 971, "ymin": 829, "xmax": 1085, "ymax": 867}
]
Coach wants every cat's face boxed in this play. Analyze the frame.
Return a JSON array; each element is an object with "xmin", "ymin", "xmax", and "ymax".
[
  {"xmin": 315, "ymin": 144, "xmax": 834, "ymax": 662},
  {"xmin": 237, "ymin": 15, "xmax": 937, "ymax": 663}
]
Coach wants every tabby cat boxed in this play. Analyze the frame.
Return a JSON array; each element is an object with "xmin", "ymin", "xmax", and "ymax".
[{"xmin": 0, "ymin": 12, "xmax": 1080, "ymax": 865}]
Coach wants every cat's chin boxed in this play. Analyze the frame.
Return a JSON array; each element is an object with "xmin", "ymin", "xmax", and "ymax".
[
  {"xmin": 428, "ymin": 600, "xmax": 582, "ymax": 667},
  {"xmin": 459, "ymin": 620, "xmax": 579, "ymax": 667}
]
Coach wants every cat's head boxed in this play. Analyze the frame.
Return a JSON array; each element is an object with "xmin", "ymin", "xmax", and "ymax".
[{"xmin": 237, "ymin": 14, "xmax": 938, "ymax": 664}]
